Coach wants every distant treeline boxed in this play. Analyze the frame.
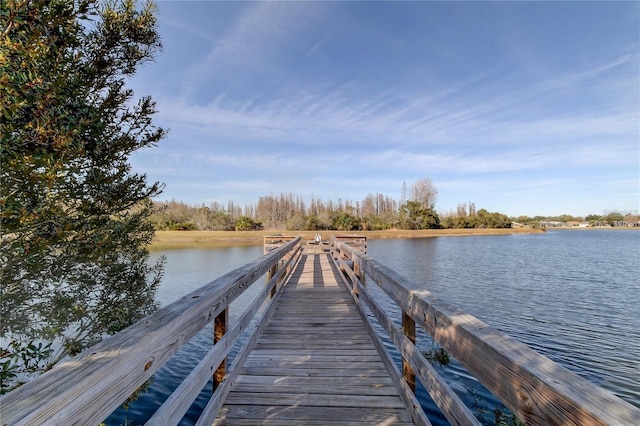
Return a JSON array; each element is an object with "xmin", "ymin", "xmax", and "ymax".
[
  {"xmin": 150, "ymin": 194, "xmax": 512, "ymax": 232},
  {"xmin": 513, "ymin": 212, "xmax": 639, "ymax": 227}
]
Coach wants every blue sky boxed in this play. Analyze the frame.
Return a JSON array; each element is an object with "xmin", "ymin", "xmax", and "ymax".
[{"xmin": 129, "ymin": 1, "xmax": 639, "ymax": 217}]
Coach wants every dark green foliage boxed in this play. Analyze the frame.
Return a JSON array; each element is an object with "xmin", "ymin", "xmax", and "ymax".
[
  {"xmin": 493, "ymin": 408, "xmax": 526, "ymax": 426},
  {"xmin": 1, "ymin": 0, "xmax": 165, "ymax": 391},
  {"xmin": 474, "ymin": 209, "xmax": 511, "ymax": 228},
  {"xmin": 470, "ymin": 388, "xmax": 526, "ymax": 426},
  {"xmin": 604, "ymin": 212, "xmax": 624, "ymax": 225},
  {"xmin": 399, "ymin": 201, "xmax": 441, "ymax": 230},
  {"xmin": 330, "ymin": 210, "xmax": 362, "ymax": 231},
  {"xmin": 304, "ymin": 214, "xmax": 323, "ymax": 231},
  {"xmin": 151, "ymin": 200, "xmax": 236, "ymax": 231},
  {"xmin": 442, "ymin": 205, "xmax": 511, "ymax": 229},
  {"xmin": 422, "ymin": 347, "xmax": 450, "ymax": 366},
  {"xmin": 235, "ymin": 216, "xmax": 262, "ymax": 231}
]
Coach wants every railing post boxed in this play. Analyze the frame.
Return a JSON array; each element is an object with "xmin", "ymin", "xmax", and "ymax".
[
  {"xmin": 353, "ymin": 260, "xmax": 365, "ymax": 297},
  {"xmin": 267, "ymin": 263, "xmax": 277, "ymax": 297},
  {"xmin": 402, "ymin": 311, "xmax": 416, "ymax": 393},
  {"xmin": 213, "ymin": 307, "xmax": 228, "ymax": 391},
  {"xmin": 354, "ymin": 258, "xmax": 366, "ymax": 287}
]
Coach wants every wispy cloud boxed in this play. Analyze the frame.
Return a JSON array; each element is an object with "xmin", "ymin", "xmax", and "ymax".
[
  {"xmin": 137, "ymin": 1, "xmax": 638, "ymax": 215},
  {"xmin": 155, "ymin": 50, "xmax": 636, "ymax": 154},
  {"xmin": 186, "ymin": 2, "xmax": 326, "ymax": 84}
]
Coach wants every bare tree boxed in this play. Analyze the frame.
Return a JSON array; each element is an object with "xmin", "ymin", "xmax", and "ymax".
[
  {"xmin": 401, "ymin": 181, "xmax": 407, "ymax": 205},
  {"xmin": 410, "ymin": 178, "xmax": 439, "ymax": 209}
]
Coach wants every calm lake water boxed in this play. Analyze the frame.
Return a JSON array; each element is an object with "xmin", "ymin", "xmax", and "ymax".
[{"xmin": 106, "ymin": 229, "xmax": 639, "ymax": 425}]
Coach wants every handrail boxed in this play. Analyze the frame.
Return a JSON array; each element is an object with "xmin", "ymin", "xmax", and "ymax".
[
  {"xmin": 0, "ymin": 237, "xmax": 302, "ymax": 425},
  {"xmin": 330, "ymin": 236, "xmax": 640, "ymax": 426}
]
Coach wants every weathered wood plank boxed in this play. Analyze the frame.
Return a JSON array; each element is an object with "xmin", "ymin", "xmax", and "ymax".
[
  {"xmin": 243, "ymin": 360, "xmax": 390, "ymax": 371},
  {"xmin": 247, "ymin": 348, "xmax": 380, "ymax": 357},
  {"xmin": 215, "ymin": 405, "xmax": 412, "ymax": 425},
  {"xmin": 255, "ymin": 335, "xmax": 373, "ymax": 343},
  {"xmin": 265, "ymin": 317, "xmax": 362, "ymax": 323},
  {"xmin": 238, "ymin": 366, "xmax": 392, "ymax": 377},
  {"xmin": 214, "ymin": 417, "xmax": 412, "ymax": 426},
  {"xmin": 245, "ymin": 354, "xmax": 382, "ymax": 362},
  {"xmin": 223, "ymin": 392, "xmax": 408, "ymax": 408},
  {"xmin": 233, "ymin": 374, "xmax": 396, "ymax": 388},
  {"xmin": 234, "ymin": 376, "xmax": 398, "ymax": 396},
  {"xmin": 258, "ymin": 326, "xmax": 366, "ymax": 332},
  {"xmin": 230, "ymin": 383, "xmax": 400, "ymax": 396},
  {"xmin": 250, "ymin": 342, "xmax": 376, "ymax": 350}
]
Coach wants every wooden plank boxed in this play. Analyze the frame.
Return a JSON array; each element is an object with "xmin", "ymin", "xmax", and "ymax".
[
  {"xmin": 247, "ymin": 348, "xmax": 380, "ymax": 356},
  {"xmin": 233, "ymin": 374, "xmax": 396, "ymax": 387},
  {"xmin": 255, "ymin": 335, "xmax": 373, "ymax": 342},
  {"xmin": 258, "ymin": 326, "xmax": 367, "ymax": 332},
  {"xmin": 250, "ymin": 342, "xmax": 375, "ymax": 350},
  {"xmin": 223, "ymin": 392, "xmax": 408, "ymax": 408},
  {"xmin": 215, "ymin": 420, "xmax": 411, "ymax": 426},
  {"xmin": 215, "ymin": 405, "xmax": 412, "ymax": 425},
  {"xmin": 238, "ymin": 367, "xmax": 392, "ymax": 377},
  {"xmin": 230, "ymin": 383, "xmax": 400, "ymax": 396},
  {"xmin": 242, "ymin": 360, "xmax": 390, "ymax": 371},
  {"xmin": 265, "ymin": 317, "xmax": 361, "ymax": 323},
  {"xmin": 244, "ymin": 350, "xmax": 384, "ymax": 361}
]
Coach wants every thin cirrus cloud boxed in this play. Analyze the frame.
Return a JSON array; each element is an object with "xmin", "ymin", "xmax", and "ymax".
[
  {"xmin": 130, "ymin": 1, "xmax": 639, "ymax": 216},
  {"xmin": 185, "ymin": 2, "xmax": 327, "ymax": 86},
  {"xmin": 156, "ymin": 53, "xmax": 634, "ymax": 151}
]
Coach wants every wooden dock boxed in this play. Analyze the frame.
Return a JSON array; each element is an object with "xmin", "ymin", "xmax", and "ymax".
[
  {"xmin": 2, "ymin": 235, "xmax": 639, "ymax": 425},
  {"xmin": 215, "ymin": 252, "xmax": 413, "ymax": 425}
]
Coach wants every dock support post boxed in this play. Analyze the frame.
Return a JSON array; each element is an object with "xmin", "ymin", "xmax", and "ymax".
[
  {"xmin": 402, "ymin": 311, "xmax": 416, "ymax": 393},
  {"xmin": 213, "ymin": 307, "xmax": 228, "ymax": 391}
]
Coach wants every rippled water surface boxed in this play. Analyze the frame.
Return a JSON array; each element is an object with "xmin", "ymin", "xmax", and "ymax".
[{"xmin": 106, "ymin": 230, "xmax": 639, "ymax": 424}]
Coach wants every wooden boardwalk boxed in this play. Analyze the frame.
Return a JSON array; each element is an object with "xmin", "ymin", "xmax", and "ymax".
[
  {"xmin": 214, "ymin": 252, "xmax": 414, "ymax": 425},
  {"xmin": 4, "ymin": 236, "xmax": 640, "ymax": 425}
]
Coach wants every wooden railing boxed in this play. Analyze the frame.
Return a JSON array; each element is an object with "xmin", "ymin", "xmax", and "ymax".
[
  {"xmin": 263, "ymin": 235, "xmax": 299, "ymax": 254},
  {"xmin": 0, "ymin": 237, "xmax": 302, "ymax": 425},
  {"xmin": 329, "ymin": 236, "xmax": 640, "ymax": 426}
]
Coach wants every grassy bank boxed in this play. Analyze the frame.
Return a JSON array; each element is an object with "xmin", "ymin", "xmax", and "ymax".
[{"xmin": 149, "ymin": 228, "xmax": 543, "ymax": 250}]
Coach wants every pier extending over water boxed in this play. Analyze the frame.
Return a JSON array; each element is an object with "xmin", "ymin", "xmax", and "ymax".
[{"xmin": 1, "ymin": 236, "xmax": 638, "ymax": 425}]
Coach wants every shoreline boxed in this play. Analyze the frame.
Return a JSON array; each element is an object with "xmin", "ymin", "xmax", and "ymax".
[{"xmin": 149, "ymin": 228, "xmax": 545, "ymax": 250}]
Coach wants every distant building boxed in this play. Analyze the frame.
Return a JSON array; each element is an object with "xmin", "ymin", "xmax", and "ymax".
[
  {"xmin": 540, "ymin": 221, "xmax": 565, "ymax": 228},
  {"xmin": 566, "ymin": 221, "xmax": 589, "ymax": 227}
]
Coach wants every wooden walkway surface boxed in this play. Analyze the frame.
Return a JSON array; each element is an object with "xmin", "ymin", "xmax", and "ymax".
[{"xmin": 214, "ymin": 252, "xmax": 413, "ymax": 425}]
